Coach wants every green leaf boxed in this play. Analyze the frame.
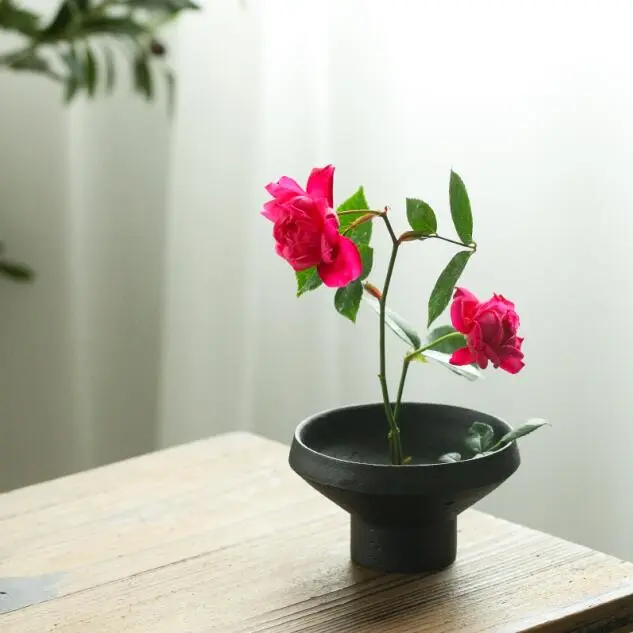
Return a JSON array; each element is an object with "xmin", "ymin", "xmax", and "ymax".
[
  {"xmin": 493, "ymin": 419, "xmax": 549, "ymax": 449},
  {"xmin": 334, "ymin": 280, "xmax": 363, "ymax": 323},
  {"xmin": 406, "ymin": 198, "xmax": 437, "ymax": 234},
  {"xmin": 426, "ymin": 325, "xmax": 467, "ymax": 355},
  {"xmin": 40, "ymin": 0, "xmax": 90, "ymax": 39},
  {"xmin": 337, "ymin": 187, "xmax": 372, "ymax": 246},
  {"xmin": 427, "ymin": 250, "xmax": 472, "ymax": 327},
  {"xmin": 363, "ymin": 294, "xmax": 421, "ymax": 349},
  {"xmin": 40, "ymin": 3, "xmax": 74, "ymax": 39},
  {"xmin": 62, "ymin": 46, "xmax": 83, "ymax": 103},
  {"xmin": 133, "ymin": 54, "xmax": 153, "ymax": 100},
  {"xmin": 84, "ymin": 45, "xmax": 97, "ymax": 97},
  {"xmin": 337, "ymin": 186, "xmax": 369, "ymax": 214},
  {"xmin": 438, "ymin": 452, "xmax": 461, "ymax": 463},
  {"xmin": 104, "ymin": 47, "xmax": 116, "ymax": 93},
  {"xmin": 7, "ymin": 52, "xmax": 50, "ymax": 74},
  {"xmin": 0, "ymin": 260, "xmax": 34, "ymax": 282},
  {"xmin": 465, "ymin": 422, "xmax": 495, "ymax": 454},
  {"xmin": 121, "ymin": 0, "xmax": 199, "ymax": 9},
  {"xmin": 80, "ymin": 17, "xmax": 147, "ymax": 37},
  {"xmin": 449, "ymin": 170, "xmax": 473, "ymax": 244},
  {"xmin": 0, "ymin": 1, "xmax": 40, "ymax": 36},
  {"xmin": 419, "ymin": 349, "xmax": 481, "ymax": 381},
  {"xmin": 358, "ymin": 244, "xmax": 373, "ymax": 280},
  {"xmin": 296, "ymin": 267, "xmax": 322, "ymax": 297}
]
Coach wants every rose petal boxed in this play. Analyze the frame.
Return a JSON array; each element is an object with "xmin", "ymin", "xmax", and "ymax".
[
  {"xmin": 482, "ymin": 342, "xmax": 501, "ymax": 367},
  {"xmin": 320, "ymin": 214, "xmax": 340, "ymax": 264},
  {"xmin": 265, "ymin": 176, "xmax": 305, "ymax": 200},
  {"xmin": 474, "ymin": 350, "xmax": 490, "ymax": 370},
  {"xmin": 492, "ymin": 293, "xmax": 515, "ymax": 309},
  {"xmin": 476, "ymin": 309, "xmax": 503, "ymax": 346},
  {"xmin": 306, "ymin": 165, "xmax": 334, "ymax": 208},
  {"xmin": 449, "ymin": 346, "xmax": 475, "ymax": 366},
  {"xmin": 499, "ymin": 349, "xmax": 525, "ymax": 374},
  {"xmin": 261, "ymin": 200, "xmax": 285, "ymax": 222},
  {"xmin": 450, "ymin": 287, "xmax": 479, "ymax": 334},
  {"xmin": 317, "ymin": 235, "xmax": 362, "ymax": 287}
]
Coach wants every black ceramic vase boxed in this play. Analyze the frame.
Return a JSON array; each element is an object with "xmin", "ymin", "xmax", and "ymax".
[{"xmin": 289, "ymin": 402, "xmax": 520, "ymax": 573}]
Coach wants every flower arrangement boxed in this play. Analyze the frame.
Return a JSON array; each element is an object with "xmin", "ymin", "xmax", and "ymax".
[{"xmin": 262, "ymin": 165, "xmax": 545, "ymax": 465}]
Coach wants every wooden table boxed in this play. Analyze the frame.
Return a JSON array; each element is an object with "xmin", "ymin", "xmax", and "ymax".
[{"xmin": 1, "ymin": 432, "xmax": 632, "ymax": 632}]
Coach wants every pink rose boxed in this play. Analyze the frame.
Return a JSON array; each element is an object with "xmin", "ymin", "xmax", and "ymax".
[
  {"xmin": 449, "ymin": 287, "xmax": 525, "ymax": 374},
  {"xmin": 261, "ymin": 165, "xmax": 362, "ymax": 288}
]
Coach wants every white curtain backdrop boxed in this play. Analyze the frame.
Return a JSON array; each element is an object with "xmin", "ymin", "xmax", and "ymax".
[{"xmin": 2, "ymin": 0, "xmax": 633, "ymax": 561}]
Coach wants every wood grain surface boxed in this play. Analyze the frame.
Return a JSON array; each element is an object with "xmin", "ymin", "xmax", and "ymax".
[{"xmin": 0, "ymin": 431, "xmax": 632, "ymax": 632}]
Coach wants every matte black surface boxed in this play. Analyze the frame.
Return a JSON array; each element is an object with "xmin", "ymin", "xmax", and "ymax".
[{"xmin": 289, "ymin": 402, "xmax": 521, "ymax": 573}]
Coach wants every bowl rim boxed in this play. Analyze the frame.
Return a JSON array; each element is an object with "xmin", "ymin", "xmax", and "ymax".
[
  {"xmin": 289, "ymin": 401, "xmax": 521, "ymax": 494},
  {"xmin": 293, "ymin": 401, "xmax": 516, "ymax": 468}
]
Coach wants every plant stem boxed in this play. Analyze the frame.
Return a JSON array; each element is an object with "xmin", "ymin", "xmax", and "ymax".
[
  {"xmin": 398, "ymin": 231, "xmax": 476, "ymax": 251},
  {"xmin": 389, "ymin": 331, "xmax": 466, "ymax": 461},
  {"xmin": 379, "ymin": 213, "xmax": 403, "ymax": 465},
  {"xmin": 405, "ymin": 331, "xmax": 466, "ymax": 363},
  {"xmin": 336, "ymin": 209, "xmax": 384, "ymax": 217},
  {"xmin": 431, "ymin": 234, "xmax": 477, "ymax": 250},
  {"xmin": 392, "ymin": 357, "xmax": 410, "ymax": 427}
]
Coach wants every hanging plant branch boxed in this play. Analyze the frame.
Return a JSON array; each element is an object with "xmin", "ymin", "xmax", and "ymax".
[
  {"xmin": 0, "ymin": 0, "xmax": 198, "ymax": 107},
  {"xmin": 0, "ymin": 0, "xmax": 198, "ymax": 284}
]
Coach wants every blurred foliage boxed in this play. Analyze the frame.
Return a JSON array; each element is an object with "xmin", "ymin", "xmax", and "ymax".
[{"xmin": 0, "ymin": 0, "xmax": 198, "ymax": 281}]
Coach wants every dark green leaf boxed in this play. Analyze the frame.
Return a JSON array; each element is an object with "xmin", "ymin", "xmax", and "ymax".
[
  {"xmin": 165, "ymin": 67, "xmax": 175, "ymax": 116},
  {"xmin": 337, "ymin": 187, "xmax": 372, "ymax": 246},
  {"xmin": 493, "ymin": 419, "xmax": 548, "ymax": 450},
  {"xmin": 40, "ymin": 3, "xmax": 73, "ymax": 38},
  {"xmin": 8, "ymin": 52, "xmax": 49, "ymax": 74},
  {"xmin": 334, "ymin": 280, "xmax": 362, "ymax": 323},
  {"xmin": 358, "ymin": 244, "xmax": 373, "ymax": 280},
  {"xmin": 80, "ymin": 16, "xmax": 147, "ymax": 37},
  {"xmin": 0, "ymin": 260, "xmax": 34, "ymax": 281},
  {"xmin": 426, "ymin": 325, "xmax": 467, "ymax": 355},
  {"xmin": 465, "ymin": 422, "xmax": 495, "ymax": 454},
  {"xmin": 427, "ymin": 250, "xmax": 472, "ymax": 327},
  {"xmin": 418, "ymin": 349, "xmax": 481, "ymax": 381},
  {"xmin": 406, "ymin": 198, "xmax": 437, "ymax": 234},
  {"xmin": 296, "ymin": 267, "xmax": 322, "ymax": 297},
  {"xmin": 0, "ymin": 1, "xmax": 40, "ymax": 36},
  {"xmin": 133, "ymin": 55, "xmax": 153, "ymax": 100},
  {"xmin": 363, "ymin": 294, "xmax": 421, "ymax": 349},
  {"xmin": 64, "ymin": 76, "xmax": 80, "ymax": 102},
  {"xmin": 84, "ymin": 45, "xmax": 97, "ymax": 96},
  {"xmin": 449, "ymin": 170, "xmax": 473, "ymax": 244},
  {"xmin": 104, "ymin": 46, "xmax": 115, "ymax": 93},
  {"xmin": 121, "ymin": 0, "xmax": 199, "ymax": 9},
  {"xmin": 438, "ymin": 452, "xmax": 461, "ymax": 463},
  {"xmin": 62, "ymin": 46, "xmax": 83, "ymax": 102},
  {"xmin": 39, "ymin": 0, "xmax": 90, "ymax": 38}
]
